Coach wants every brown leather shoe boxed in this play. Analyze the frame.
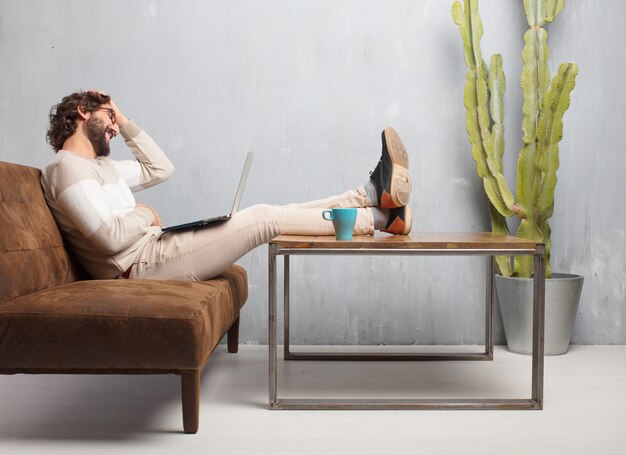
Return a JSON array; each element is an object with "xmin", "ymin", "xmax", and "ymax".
[
  {"xmin": 369, "ymin": 127, "xmax": 411, "ymax": 208},
  {"xmin": 382, "ymin": 206, "xmax": 412, "ymax": 235}
]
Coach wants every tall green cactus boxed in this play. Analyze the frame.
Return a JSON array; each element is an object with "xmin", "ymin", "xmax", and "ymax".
[{"xmin": 452, "ymin": 0, "xmax": 578, "ymax": 278}]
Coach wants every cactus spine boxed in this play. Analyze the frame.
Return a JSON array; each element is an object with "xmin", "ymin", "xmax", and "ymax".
[{"xmin": 452, "ymin": 0, "xmax": 578, "ymax": 278}]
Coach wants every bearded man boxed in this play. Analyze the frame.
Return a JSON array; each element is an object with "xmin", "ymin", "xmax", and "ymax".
[{"xmin": 42, "ymin": 91, "xmax": 172, "ymax": 278}]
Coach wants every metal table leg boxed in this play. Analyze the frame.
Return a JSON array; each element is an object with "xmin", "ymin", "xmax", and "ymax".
[
  {"xmin": 531, "ymin": 243, "xmax": 546, "ymax": 408},
  {"xmin": 268, "ymin": 244, "xmax": 278, "ymax": 409},
  {"xmin": 284, "ymin": 256, "xmax": 291, "ymax": 360},
  {"xmin": 485, "ymin": 255, "xmax": 495, "ymax": 358}
]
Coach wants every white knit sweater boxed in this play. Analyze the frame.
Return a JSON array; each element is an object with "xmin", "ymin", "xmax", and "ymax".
[{"xmin": 40, "ymin": 120, "xmax": 174, "ymax": 279}]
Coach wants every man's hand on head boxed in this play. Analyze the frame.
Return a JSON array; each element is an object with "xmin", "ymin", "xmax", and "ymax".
[
  {"xmin": 107, "ymin": 98, "xmax": 129, "ymax": 128},
  {"xmin": 89, "ymin": 90, "xmax": 129, "ymax": 128}
]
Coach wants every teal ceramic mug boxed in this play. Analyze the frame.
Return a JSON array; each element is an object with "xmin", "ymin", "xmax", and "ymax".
[{"xmin": 322, "ymin": 208, "xmax": 357, "ymax": 240}]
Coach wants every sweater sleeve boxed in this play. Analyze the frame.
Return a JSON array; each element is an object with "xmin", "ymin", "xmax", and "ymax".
[
  {"xmin": 53, "ymin": 158, "xmax": 156, "ymax": 255},
  {"xmin": 112, "ymin": 120, "xmax": 175, "ymax": 192}
]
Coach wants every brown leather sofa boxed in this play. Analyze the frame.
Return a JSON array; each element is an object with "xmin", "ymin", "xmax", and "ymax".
[{"xmin": 0, "ymin": 161, "xmax": 248, "ymax": 434}]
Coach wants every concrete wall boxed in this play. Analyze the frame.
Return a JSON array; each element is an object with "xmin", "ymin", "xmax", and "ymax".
[{"xmin": 1, "ymin": 0, "xmax": 623, "ymax": 344}]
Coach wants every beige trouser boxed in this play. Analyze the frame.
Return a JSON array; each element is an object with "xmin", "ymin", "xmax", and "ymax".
[{"xmin": 129, "ymin": 186, "xmax": 374, "ymax": 281}]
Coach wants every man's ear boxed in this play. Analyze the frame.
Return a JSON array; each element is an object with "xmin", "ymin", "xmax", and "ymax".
[{"xmin": 77, "ymin": 104, "xmax": 90, "ymax": 120}]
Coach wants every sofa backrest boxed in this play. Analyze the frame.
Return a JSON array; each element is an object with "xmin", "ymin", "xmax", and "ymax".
[{"xmin": 0, "ymin": 161, "xmax": 83, "ymax": 304}]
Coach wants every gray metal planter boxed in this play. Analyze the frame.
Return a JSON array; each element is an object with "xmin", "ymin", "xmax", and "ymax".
[{"xmin": 495, "ymin": 273, "xmax": 584, "ymax": 355}]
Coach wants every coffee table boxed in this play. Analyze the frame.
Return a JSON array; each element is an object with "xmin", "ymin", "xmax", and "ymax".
[{"xmin": 268, "ymin": 233, "xmax": 545, "ymax": 410}]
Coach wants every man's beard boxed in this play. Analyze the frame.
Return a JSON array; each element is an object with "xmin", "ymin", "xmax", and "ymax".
[{"xmin": 86, "ymin": 116, "xmax": 110, "ymax": 157}]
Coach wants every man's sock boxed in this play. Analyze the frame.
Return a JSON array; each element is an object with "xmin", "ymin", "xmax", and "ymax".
[
  {"xmin": 371, "ymin": 207, "xmax": 389, "ymax": 230},
  {"xmin": 363, "ymin": 180, "xmax": 378, "ymax": 207}
]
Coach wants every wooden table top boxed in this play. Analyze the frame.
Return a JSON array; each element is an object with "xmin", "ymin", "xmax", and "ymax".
[{"xmin": 270, "ymin": 232, "xmax": 541, "ymax": 250}]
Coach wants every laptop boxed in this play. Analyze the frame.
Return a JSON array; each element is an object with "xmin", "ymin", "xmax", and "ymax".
[{"xmin": 161, "ymin": 151, "xmax": 253, "ymax": 233}]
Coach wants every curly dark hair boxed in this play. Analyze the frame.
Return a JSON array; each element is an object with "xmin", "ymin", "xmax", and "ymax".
[{"xmin": 47, "ymin": 91, "xmax": 111, "ymax": 152}]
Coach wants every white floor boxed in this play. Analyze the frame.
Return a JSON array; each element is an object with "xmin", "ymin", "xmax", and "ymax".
[{"xmin": 0, "ymin": 345, "xmax": 625, "ymax": 455}]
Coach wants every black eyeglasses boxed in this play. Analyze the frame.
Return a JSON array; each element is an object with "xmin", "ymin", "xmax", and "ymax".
[{"xmin": 97, "ymin": 108, "xmax": 116, "ymax": 124}]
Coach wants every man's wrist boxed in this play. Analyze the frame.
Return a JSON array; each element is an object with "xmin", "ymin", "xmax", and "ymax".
[{"xmin": 135, "ymin": 206, "xmax": 155, "ymax": 224}]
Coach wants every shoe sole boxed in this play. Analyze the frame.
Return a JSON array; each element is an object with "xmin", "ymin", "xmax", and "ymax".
[
  {"xmin": 383, "ymin": 127, "xmax": 411, "ymax": 208},
  {"xmin": 383, "ymin": 207, "xmax": 413, "ymax": 235}
]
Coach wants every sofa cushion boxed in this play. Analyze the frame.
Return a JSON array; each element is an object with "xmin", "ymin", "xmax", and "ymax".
[{"xmin": 0, "ymin": 265, "xmax": 247, "ymax": 370}]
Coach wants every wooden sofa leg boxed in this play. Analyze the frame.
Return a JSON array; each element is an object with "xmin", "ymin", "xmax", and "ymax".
[
  {"xmin": 181, "ymin": 369, "xmax": 200, "ymax": 434},
  {"xmin": 227, "ymin": 316, "xmax": 240, "ymax": 353}
]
